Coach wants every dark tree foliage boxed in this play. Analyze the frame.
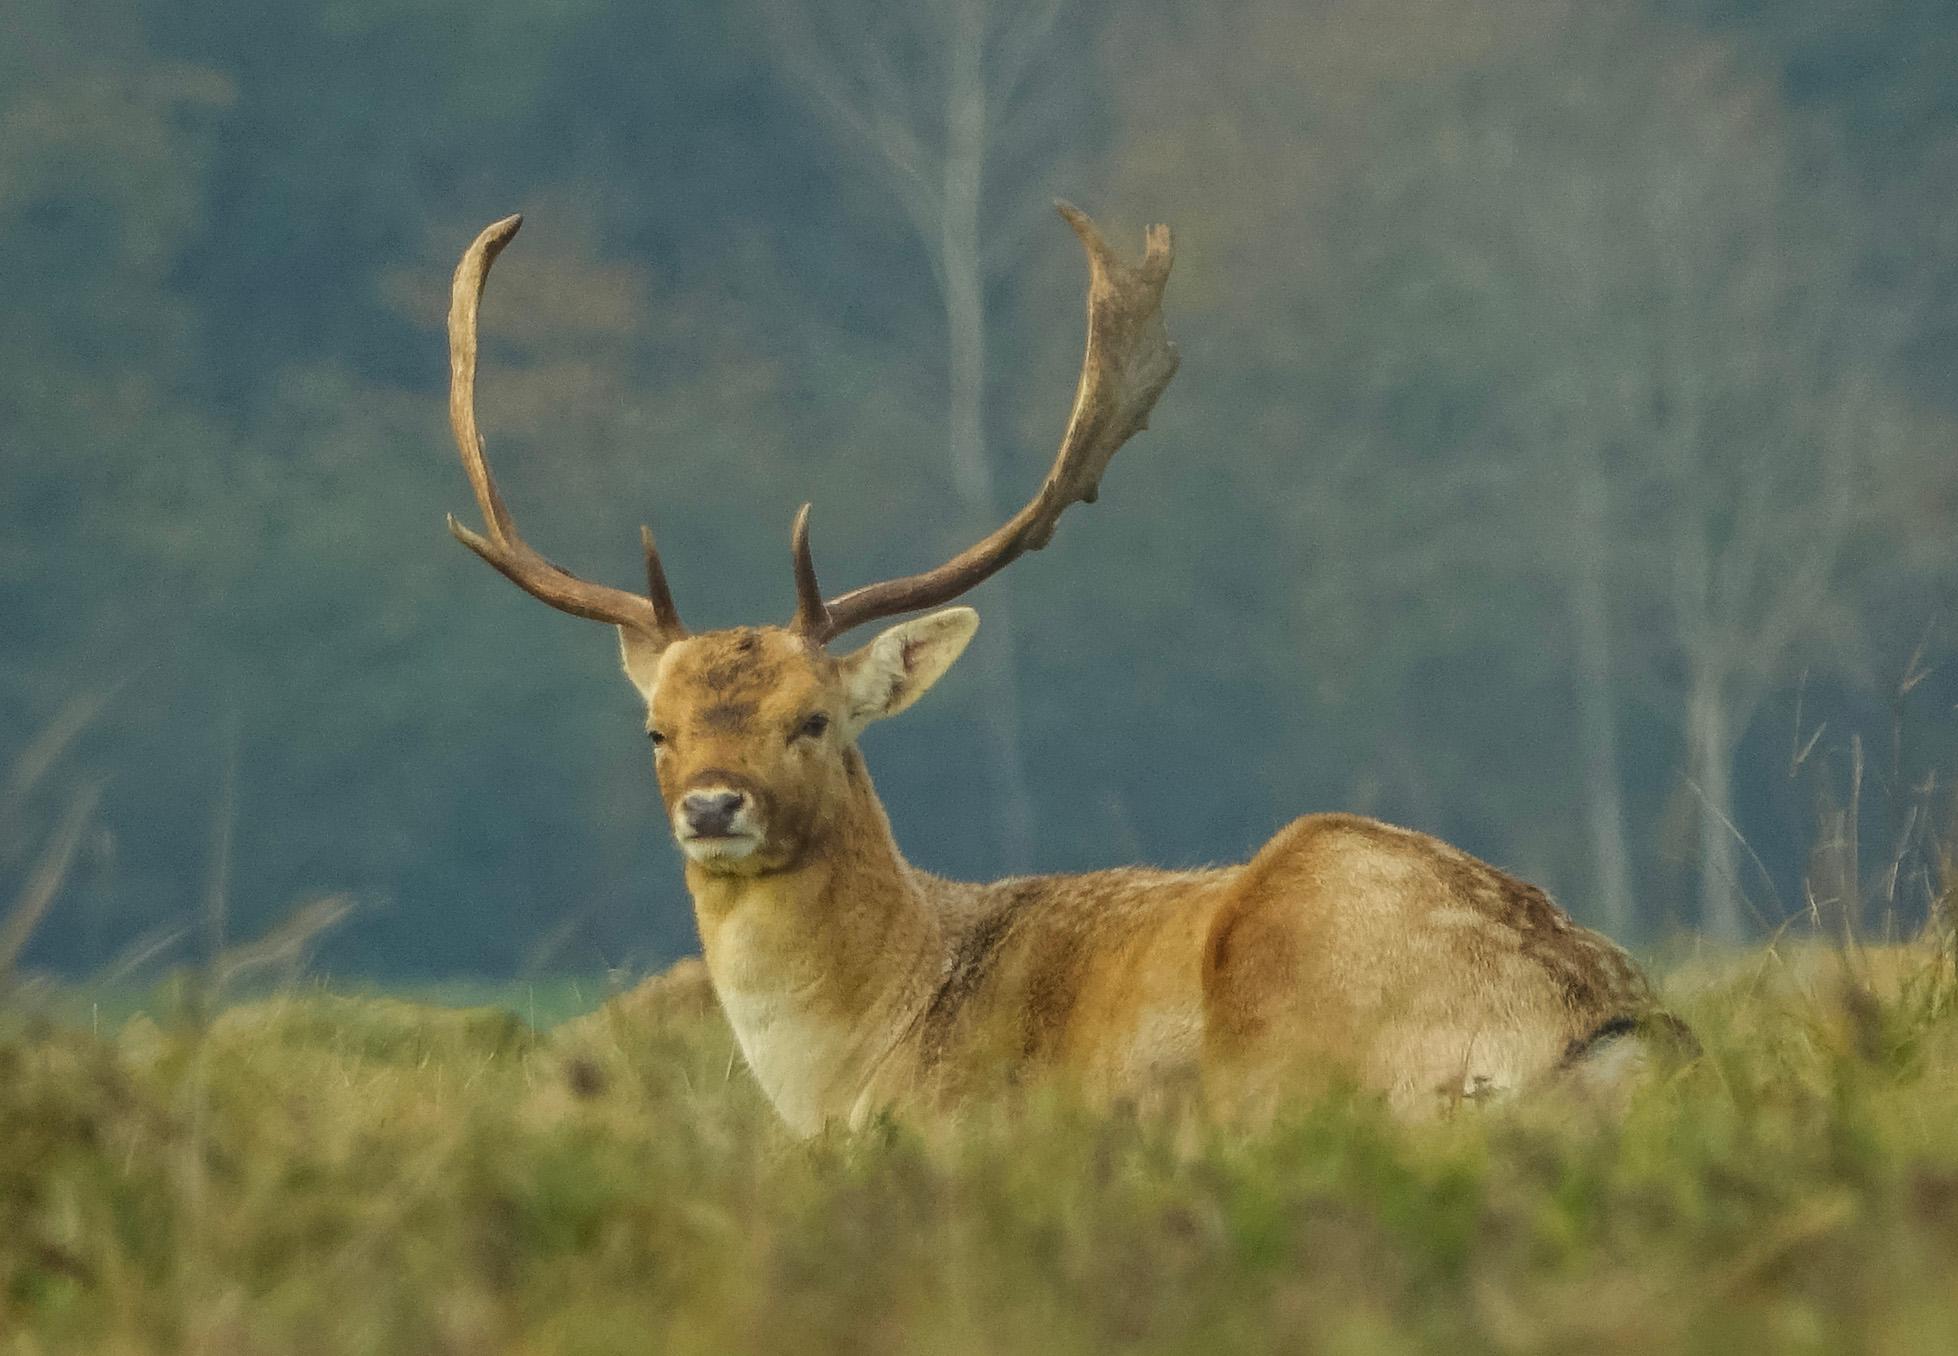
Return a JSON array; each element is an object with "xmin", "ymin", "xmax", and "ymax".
[{"xmin": 3, "ymin": 0, "xmax": 1953, "ymax": 977}]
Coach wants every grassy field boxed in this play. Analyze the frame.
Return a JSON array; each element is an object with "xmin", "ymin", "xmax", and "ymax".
[{"xmin": 2, "ymin": 942, "xmax": 1956, "ymax": 1354}]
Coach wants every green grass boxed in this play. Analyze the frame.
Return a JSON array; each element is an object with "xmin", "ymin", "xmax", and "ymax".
[
  {"xmin": 3, "ymin": 944, "xmax": 1957, "ymax": 1354},
  {"xmin": 13, "ymin": 975, "xmax": 616, "ymax": 1038}
]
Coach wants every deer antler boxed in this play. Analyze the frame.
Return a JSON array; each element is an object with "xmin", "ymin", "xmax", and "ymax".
[
  {"xmin": 792, "ymin": 203, "xmax": 1177, "ymax": 644},
  {"xmin": 446, "ymin": 214, "xmax": 686, "ymax": 644}
]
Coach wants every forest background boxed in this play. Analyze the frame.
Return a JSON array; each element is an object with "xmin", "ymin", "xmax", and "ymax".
[{"xmin": 5, "ymin": 0, "xmax": 1956, "ymax": 979}]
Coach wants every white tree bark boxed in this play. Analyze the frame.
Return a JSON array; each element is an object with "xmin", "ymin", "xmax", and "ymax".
[
  {"xmin": 757, "ymin": 0, "xmax": 1060, "ymax": 870},
  {"xmin": 1686, "ymin": 659, "xmax": 1745, "ymax": 940},
  {"xmin": 939, "ymin": 0, "xmax": 1036, "ymax": 870},
  {"xmin": 1565, "ymin": 450, "xmax": 1636, "ymax": 936}
]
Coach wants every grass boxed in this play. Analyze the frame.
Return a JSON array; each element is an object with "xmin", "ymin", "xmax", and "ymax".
[{"xmin": 0, "ymin": 941, "xmax": 1956, "ymax": 1355}]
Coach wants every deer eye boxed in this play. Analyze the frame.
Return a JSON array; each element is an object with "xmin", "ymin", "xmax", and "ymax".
[
  {"xmin": 648, "ymin": 728, "xmax": 668, "ymax": 748},
  {"xmin": 794, "ymin": 712, "xmax": 830, "ymax": 742}
]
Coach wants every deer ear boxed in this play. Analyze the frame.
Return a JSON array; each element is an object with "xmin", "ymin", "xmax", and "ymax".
[
  {"xmin": 617, "ymin": 626, "xmax": 668, "ymax": 703},
  {"xmin": 839, "ymin": 608, "xmax": 978, "ymax": 733}
]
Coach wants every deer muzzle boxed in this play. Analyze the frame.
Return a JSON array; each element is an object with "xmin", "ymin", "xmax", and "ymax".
[{"xmin": 675, "ymin": 785, "xmax": 764, "ymax": 863}]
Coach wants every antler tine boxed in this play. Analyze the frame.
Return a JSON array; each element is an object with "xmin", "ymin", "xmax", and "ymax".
[
  {"xmin": 640, "ymin": 525, "xmax": 683, "ymax": 634},
  {"xmin": 808, "ymin": 203, "xmax": 1178, "ymax": 645},
  {"xmin": 446, "ymin": 215, "xmax": 684, "ymax": 641},
  {"xmin": 789, "ymin": 503, "xmax": 832, "ymax": 637}
]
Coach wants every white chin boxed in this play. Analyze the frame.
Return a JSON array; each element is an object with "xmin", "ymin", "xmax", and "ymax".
[{"xmin": 682, "ymin": 836, "xmax": 760, "ymax": 865}]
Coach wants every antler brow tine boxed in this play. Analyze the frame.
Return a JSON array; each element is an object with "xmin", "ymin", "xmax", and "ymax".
[
  {"xmin": 796, "ymin": 203, "xmax": 1178, "ymax": 645},
  {"xmin": 445, "ymin": 214, "xmax": 685, "ymax": 643}
]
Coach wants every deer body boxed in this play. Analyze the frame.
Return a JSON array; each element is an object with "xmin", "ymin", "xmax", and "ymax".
[
  {"xmin": 440, "ymin": 207, "xmax": 1682, "ymax": 1135},
  {"xmin": 698, "ymin": 770, "xmax": 1660, "ymax": 1131},
  {"xmin": 638, "ymin": 625, "xmax": 1664, "ymax": 1132}
]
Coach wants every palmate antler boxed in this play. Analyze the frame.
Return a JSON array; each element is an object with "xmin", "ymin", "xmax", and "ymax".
[
  {"xmin": 790, "ymin": 204, "xmax": 1178, "ymax": 644},
  {"xmin": 446, "ymin": 204, "xmax": 1176, "ymax": 649}
]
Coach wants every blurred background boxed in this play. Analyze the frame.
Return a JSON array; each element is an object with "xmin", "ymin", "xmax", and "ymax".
[{"xmin": 3, "ymin": 0, "xmax": 1955, "ymax": 980}]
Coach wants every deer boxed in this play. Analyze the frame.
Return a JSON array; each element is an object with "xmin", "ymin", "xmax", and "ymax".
[{"xmin": 442, "ymin": 207, "xmax": 1688, "ymax": 1134}]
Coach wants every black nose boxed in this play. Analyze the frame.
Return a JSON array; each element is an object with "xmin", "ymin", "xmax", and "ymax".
[{"xmin": 682, "ymin": 790, "xmax": 747, "ymax": 837}]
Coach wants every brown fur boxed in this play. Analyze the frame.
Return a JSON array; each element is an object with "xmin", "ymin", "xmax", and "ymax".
[{"xmin": 621, "ymin": 625, "xmax": 1682, "ymax": 1134}]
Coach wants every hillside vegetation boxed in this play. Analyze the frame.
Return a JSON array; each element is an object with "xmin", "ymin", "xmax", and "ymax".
[{"xmin": 3, "ymin": 942, "xmax": 1956, "ymax": 1353}]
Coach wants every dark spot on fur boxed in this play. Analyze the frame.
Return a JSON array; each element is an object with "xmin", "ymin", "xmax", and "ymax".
[
  {"xmin": 700, "ymin": 701, "xmax": 757, "ymax": 732},
  {"xmin": 1551, "ymin": 956, "xmax": 1608, "ymax": 1015},
  {"xmin": 1018, "ymin": 911, "xmax": 1085, "ymax": 1061},
  {"xmin": 1426, "ymin": 850, "xmax": 1648, "ymax": 1022},
  {"xmin": 917, "ymin": 906, "xmax": 1019, "ymax": 1070},
  {"xmin": 691, "ymin": 630, "xmax": 785, "ymax": 696},
  {"xmin": 1560, "ymin": 1014, "xmax": 1640, "ymax": 1065},
  {"xmin": 1205, "ymin": 905, "xmax": 1240, "ymax": 981},
  {"xmin": 700, "ymin": 658, "xmax": 781, "ymax": 694},
  {"xmin": 1559, "ymin": 1010, "xmax": 1700, "ymax": 1066}
]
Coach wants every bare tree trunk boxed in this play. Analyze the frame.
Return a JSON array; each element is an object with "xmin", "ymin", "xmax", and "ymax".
[
  {"xmin": 756, "ymin": 0, "xmax": 1055, "ymax": 871},
  {"xmin": 1566, "ymin": 455, "xmax": 1636, "ymax": 936},
  {"xmin": 941, "ymin": 0, "xmax": 1035, "ymax": 871},
  {"xmin": 1687, "ymin": 662, "xmax": 1744, "ymax": 940},
  {"xmin": 942, "ymin": 3, "xmax": 989, "ymax": 510}
]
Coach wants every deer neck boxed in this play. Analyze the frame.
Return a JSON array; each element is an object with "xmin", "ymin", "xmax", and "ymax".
[{"xmin": 684, "ymin": 752, "xmax": 943, "ymax": 1135}]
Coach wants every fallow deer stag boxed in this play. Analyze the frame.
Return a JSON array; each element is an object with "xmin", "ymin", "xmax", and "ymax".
[{"xmin": 444, "ymin": 207, "xmax": 1685, "ymax": 1133}]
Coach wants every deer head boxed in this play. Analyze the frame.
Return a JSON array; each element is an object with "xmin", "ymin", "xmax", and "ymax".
[{"xmin": 445, "ymin": 206, "xmax": 1177, "ymax": 874}]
